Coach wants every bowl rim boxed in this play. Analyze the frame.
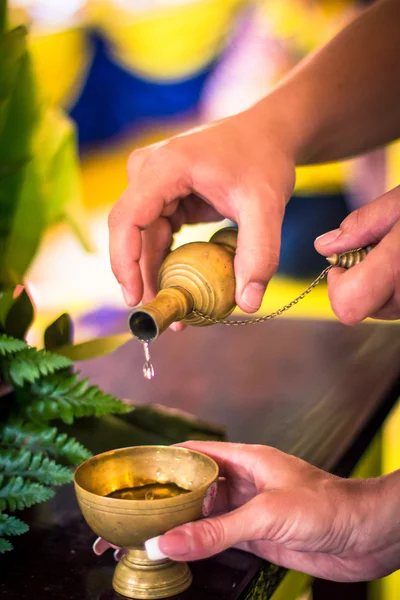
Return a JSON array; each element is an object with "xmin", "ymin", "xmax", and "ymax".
[{"xmin": 74, "ymin": 445, "xmax": 219, "ymax": 509}]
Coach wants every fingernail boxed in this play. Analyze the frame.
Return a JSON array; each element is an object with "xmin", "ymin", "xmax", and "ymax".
[
  {"xmin": 121, "ymin": 286, "xmax": 134, "ymax": 306},
  {"xmin": 93, "ymin": 537, "xmax": 107, "ymax": 556},
  {"xmin": 145, "ymin": 536, "xmax": 168, "ymax": 561},
  {"xmin": 145, "ymin": 532, "xmax": 191, "ymax": 560},
  {"xmin": 315, "ymin": 229, "xmax": 341, "ymax": 245},
  {"xmin": 113, "ymin": 548, "xmax": 126, "ymax": 561},
  {"xmin": 241, "ymin": 282, "xmax": 265, "ymax": 311}
]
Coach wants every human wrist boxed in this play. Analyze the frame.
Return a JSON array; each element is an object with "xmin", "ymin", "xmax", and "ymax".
[
  {"xmin": 244, "ymin": 83, "xmax": 321, "ymax": 168},
  {"xmin": 339, "ymin": 471, "xmax": 400, "ymax": 579},
  {"xmin": 372, "ymin": 470, "xmax": 400, "ymax": 574}
]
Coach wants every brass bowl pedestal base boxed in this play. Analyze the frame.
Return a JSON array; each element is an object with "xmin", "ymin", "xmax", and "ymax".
[{"xmin": 113, "ymin": 549, "xmax": 192, "ymax": 599}]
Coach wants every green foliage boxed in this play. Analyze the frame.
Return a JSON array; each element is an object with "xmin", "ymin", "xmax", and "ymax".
[
  {"xmin": 0, "ymin": 507, "xmax": 30, "ymax": 554},
  {"xmin": 0, "ymin": 333, "xmax": 130, "ymax": 553},
  {"xmin": 0, "ymin": 30, "xmax": 40, "ymax": 287},
  {"xmin": 0, "ymin": 513, "xmax": 29, "ymax": 536},
  {"xmin": 0, "ymin": 10, "xmax": 91, "ymax": 290},
  {"xmin": 3, "ymin": 347, "xmax": 73, "ymax": 386},
  {"xmin": 57, "ymin": 332, "xmax": 131, "ymax": 361},
  {"xmin": 1, "ymin": 421, "xmax": 91, "ymax": 465},
  {"xmin": 0, "ymin": 513, "xmax": 28, "ymax": 552},
  {"xmin": 23, "ymin": 373, "xmax": 131, "ymax": 425},
  {"xmin": 0, "ymin": 0, "xmax": 129, "ymax": 558},
  {"xmin": 0, "ymin": 448, "xmax": 72, "ymax": 485},
  {"xmin": 0, "ymin": 333, "xmax": 26, "ymax": 355},
  {"xmin": 0, "ymin": 158, "xmax": 29, "ymax": 180},
  {"xmin": 0, "ymin": 7, "xmax": 97, "ymax": 556},
  {"xmin": 0, "ymin": 332, "xmax": 130, "ymax": 427},
  {"xmin": 0, "ymin": 537, "xmax": 13, "ymax": 553},
  {"xmin": 0, "ymin": 0, "xmax": 5, "ymax": 34},
  {"xmin": 44, "ymin": 313, "xmax": 73, "ymax": 351},
  {"xmin": 0, "ymin": 475, "xmax": 54, "ymax": 511},
  {"xmin": 0, "ymin": 287, "xmax": 14, "ymax": 326},
  {"xmin": 4, "ymin": 287, "xmax": 34, "ymax": 339},
  {"xmin": 0, "ymin": 26, "xmax": 27, "ymax": 138}
]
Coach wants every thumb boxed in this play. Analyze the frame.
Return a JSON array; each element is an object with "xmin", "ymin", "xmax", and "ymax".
[
  {"xmin": 235, "ymin": 191, "xmax": 283, "ymax": 312},
  {"xmin": 314, "ymin": 187, "xmax": 400, "ymax": 256},
  {"xmin": 325, "ymin": 220, "xmax": 400, "ymax": 324},
  {"xmin": 145, "ymin": 494, "xmax": 273, "ymax": 562}
]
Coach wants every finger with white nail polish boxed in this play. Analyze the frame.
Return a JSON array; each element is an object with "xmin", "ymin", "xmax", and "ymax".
[{"xmin": 145, "ymin": 536, "xmax": 167, "ymax": 561}]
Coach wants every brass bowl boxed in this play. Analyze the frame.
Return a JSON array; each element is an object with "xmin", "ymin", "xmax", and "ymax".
[{"xmin": 74, "ymin": 445, "xmax": 219, "ymax": 599}]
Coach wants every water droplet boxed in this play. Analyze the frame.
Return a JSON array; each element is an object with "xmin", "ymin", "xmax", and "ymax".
[
  {"xmin": 142, "ymin": 342, "xmax": 155, "ymax": 380},
  {"xmin": 156, "ymin": 470, "xmax": 161, "ymax": 478},
  {"xmin": 145, "ymin": 490, "xmax": 155, "ymax": 501}
]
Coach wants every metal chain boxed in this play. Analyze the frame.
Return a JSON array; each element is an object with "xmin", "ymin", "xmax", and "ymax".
[{"xmin": 192, "ymin": 265, "xmax": 333, "ymax": 326}]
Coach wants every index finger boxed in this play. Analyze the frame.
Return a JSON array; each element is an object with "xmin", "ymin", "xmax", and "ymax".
[
  {"xmin": 174, "ymin": 441, "xmax": 260, "ymax": 481},
  {"xmin": 108, "ymin": 161, "xmax": 192, "ymax": 305},
  {"xmin": 108, "ymin": 189, "xmax": 144, "ymax": 306}
]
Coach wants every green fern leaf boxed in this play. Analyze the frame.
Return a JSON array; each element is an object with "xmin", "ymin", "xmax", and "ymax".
[
  {"xmin": 26, "ymin": 375, "xmax": 131, "ymax": 424},
  {"xmin": 65, "ymin": 377, "xmax": 88, "ymax": 397},
  {"xmin": 53, "ymin": 433, "xmax": 92, "ymax": 464},
  {"xmin": 0, "ymin": 514, "xmax": 29, "ymax": 536},
  {"xmin": 5, "ymin": 347, "xmax": 72, "ymax": 386},
  {"xmin": 0, "ymin": 537, "xmax": 13, "ymax": 553},
  {"xmin": 0, "ymin": 448, "xmax": 30, "ymax": 471},
  {"xmin": 0, "ymin": 448, "xmax": 72, "ymax": 485},
  {"xmin": 52, "ymin": 372, "xmax": 79, "ymax": 394},
  {"xmin": 0, "ymin": 421, "xmax": 91, "ymax": 464},
  {"xmin": 0, "ymin": 475, "xmax": 54, "ymax": 511},
  {"xmin": 0, "ymin": 333, "xmax": 26, "ymax": 355}
]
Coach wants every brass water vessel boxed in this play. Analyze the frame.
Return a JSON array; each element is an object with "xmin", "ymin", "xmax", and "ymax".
[
  {"xmin": 128, "ymin": 227, "xmax": 238, "ymax": 341},
  {"xmin": 74, "ymin": 445, "xmax": 219, "ymax": 599}
]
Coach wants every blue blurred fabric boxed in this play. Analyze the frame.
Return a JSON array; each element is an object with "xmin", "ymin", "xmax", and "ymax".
[
  {"xmin": 278, "ymin": 193, "xmax": 349, "ymax": 278},
  {"xmin": 69, "ymin": 32, "xmax": 217, "ymax": 147},
  {"xmin": 230, "ymin": 193, "xmax": 349, "ymax": 278}
]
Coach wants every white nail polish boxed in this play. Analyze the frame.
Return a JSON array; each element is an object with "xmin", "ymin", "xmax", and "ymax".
[
  {"xmin": 145, "ymin": 536, "xmax": 167, "ymax": 561},
  {"xmin": 92, "ymin": 537, "xmax": 104, "ymax": 555}
]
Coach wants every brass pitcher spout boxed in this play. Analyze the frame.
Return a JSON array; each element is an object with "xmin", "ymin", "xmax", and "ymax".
[
  {"xmin": 129, "ymin": 287, "xmax": 193, "ymax": 342},
  {"xmin": 128, "ymin": 227, "xmax": 238, "ymax": 342}
]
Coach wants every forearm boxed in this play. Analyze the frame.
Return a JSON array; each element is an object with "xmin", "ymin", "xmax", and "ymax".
[{"xmin": 253, "ymin": 0, "xmax": 400, "ymax": 165}]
